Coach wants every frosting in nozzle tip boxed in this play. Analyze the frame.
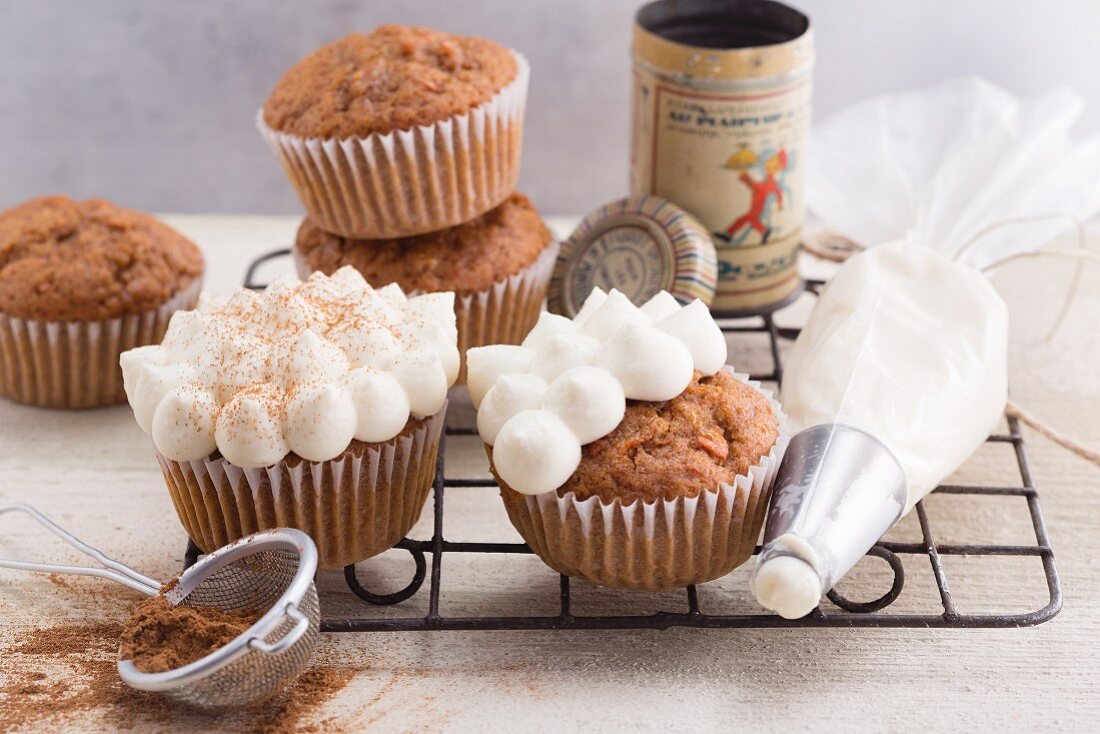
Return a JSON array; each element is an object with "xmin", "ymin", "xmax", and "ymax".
[
  {"xmin": 121, "ymin": 266, "xmax": 458, "ymax": 468},
  {"xmin": 752, "ymin": 555, "xmax": 823, "ymax": 620},
  {"xmin": 468, "ymin": 288, "xmax": 727, "ymax": 495}
]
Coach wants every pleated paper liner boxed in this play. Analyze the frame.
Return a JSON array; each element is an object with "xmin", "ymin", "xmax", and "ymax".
[
  {"xmin": 451, "ymin": 242, "xmax": 558, "ymax": 383},
  {"xmin": 493, "ymin": 371, "xmax": 789, "ymax": 592},
  {"xmin": 258, "ymin": 51, "xmax": 530, "ymax": 239},
  {"xmin": 293, "ymin": 240, "xmax": 559, "ymax": 385},
  {"xmin": 0, "ymin": 277, "xmax": 203, "ymax": 410},
  {"xmin": 157, "ymin": 406, "xmax": 446, "ymax": 570}
]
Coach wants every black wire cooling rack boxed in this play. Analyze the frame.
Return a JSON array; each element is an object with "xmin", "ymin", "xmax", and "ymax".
[{"xmin": 182, "ymin": 252, "xmax": 1063, "ymax": 631}]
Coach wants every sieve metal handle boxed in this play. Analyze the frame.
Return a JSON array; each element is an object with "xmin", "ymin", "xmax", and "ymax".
[
  {"xmin": 248, "ymin": 601, "xmax": 310, "ymax": 656},
  {"xmin": 0, "ymin": 503, "xmax": 162, "ymax": 596}
]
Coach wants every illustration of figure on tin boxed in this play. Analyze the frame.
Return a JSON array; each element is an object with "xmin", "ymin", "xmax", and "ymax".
[{"xmin": 718, "ymin": 147, "xmax": 791, "ymax": 245}]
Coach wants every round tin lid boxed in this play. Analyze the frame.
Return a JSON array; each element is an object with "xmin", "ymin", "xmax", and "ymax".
[{"xmin": 548, "ymin": 196, "xmax": 717, "ymax": 317}]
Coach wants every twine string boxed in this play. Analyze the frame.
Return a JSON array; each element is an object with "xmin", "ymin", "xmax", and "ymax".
[
  {"xmin": 1007, "ymin": 399, "xmax": 1100, "ymax": 466},
  {"xmin": 953, "ymin": 212, "xmax": 1089, "ymax": 341},
  {"xmin": 802, "ymin": 231, "xmax": 865, "ymax": 263}
]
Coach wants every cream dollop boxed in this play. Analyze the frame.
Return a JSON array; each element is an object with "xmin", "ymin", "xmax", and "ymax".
[
  {"xmin": 121, "ymin": 267, "xmax": 458, "ymax": 468},
  {"xmin": 595, "ymin": 324, "xmax": 693, "ymax": 401},
  {"xmin": 150, "ymin": 385, "xmax": 218, "ymax": 462},
  {"xmin": 467, "ymin": 288, "xmax": 728, "ymax": 495},
  {"xmin": 286, "ymin": 382, "xmax": 357, "ymax": 462},
  {"xmin": 492, "ymin": 410, "xmax": 581, "ymax": 496},
  {"xmin": 346, "ymin": 368, "xmax": 410, "ymax": 443},
  {"xmin": 477, "ymin": 373, "xmax": 549, "ymax": 445},
  {"xmin": 542, "ymin": 366, "xmax": 626, "ymax": 444},
  {"xmin": 466, "ymin": 345, "xmax": 536, "ymax": 408}
]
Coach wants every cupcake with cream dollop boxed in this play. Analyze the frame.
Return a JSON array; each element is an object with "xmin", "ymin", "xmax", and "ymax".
[
  {"xmin": 469, "ymin": 288, "xmax": 788, "ymax": 591},
  {"xmin": 122, "ymin": 266, "xmax": 456, "ymax": 568}
]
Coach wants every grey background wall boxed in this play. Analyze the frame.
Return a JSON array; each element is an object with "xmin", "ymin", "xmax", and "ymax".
[{"xmin": 2, "ymin": 0, "xmax": 1098, "ymax": 217}]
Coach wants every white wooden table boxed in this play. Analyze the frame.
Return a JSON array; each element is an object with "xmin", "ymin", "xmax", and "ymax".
[{"xmin": 1, "ymin": 214, "xmax": 1097, "ymax": 733}]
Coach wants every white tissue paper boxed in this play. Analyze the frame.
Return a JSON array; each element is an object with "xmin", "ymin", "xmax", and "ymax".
[{"xmin": 808, "ymin": 77, "xmax": 1100, "ymax": 268}]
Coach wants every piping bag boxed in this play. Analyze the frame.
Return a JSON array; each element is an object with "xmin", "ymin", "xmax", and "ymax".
[{"xmin": 752, "ymin": 78, "xmax": 1100, "ymax": 618}]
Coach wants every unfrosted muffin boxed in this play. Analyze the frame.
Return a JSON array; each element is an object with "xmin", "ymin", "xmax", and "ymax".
[
  {"xmin": 258, "ymin": 25, "xmax": 530, "ymax": 238},
  {"xmin": 0, "ymin": 196, "xmax": 203, "ymax": 409},
  {"xmin": 469, "ymin": 288, "xmax": 787, "ymax": 591},
  {"xmin": 121, "ymin": 266, "xmax": 457, "ymax": 568},
  {"xmin": 294, "ymin": 192, "xmax": 557, "ymax": 383}
]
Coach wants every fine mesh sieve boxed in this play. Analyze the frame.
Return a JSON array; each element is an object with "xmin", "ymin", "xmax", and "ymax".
[{"xmin": 0, "ymin": 503, "xmax": 320, "ymax": 711}]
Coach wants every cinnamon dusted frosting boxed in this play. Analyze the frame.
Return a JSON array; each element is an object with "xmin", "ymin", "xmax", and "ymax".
[
  {"xmin": 120, "ymin": 267, "xmax": 458, "ymax": 468},
  {"xmin": 468, "ymin": 288, "xmax": 728, "ymax": 495}
]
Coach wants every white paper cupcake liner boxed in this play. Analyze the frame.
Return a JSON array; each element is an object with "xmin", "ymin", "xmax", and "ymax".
[
  {"xmin": 451, "ymin": 240, "xmax": 558, "ymax": 383},
  {"xmin": 496, "ymin": 370, "xmax": 789, "ymax": 591},
  {"xmin": 0, "ymin": 277, "xmax": 203, "ymax": 410},
  {"xmin": 294, "ymin": 240, "xmax": 559, "ymax": 384},
  {"xmin": 156, "ymin": 406, "xmax": 446, "ymax": 570},
  {"xmin": 258, "ymin": 51, "xmax": 530, "ymax": 239}
]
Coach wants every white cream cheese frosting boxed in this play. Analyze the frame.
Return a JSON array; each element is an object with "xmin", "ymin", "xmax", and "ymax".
[
  {"xmin": 121, "ymin": 266, "xmax": 458, "ymax": 468},
  {"xmin": 468, "ymin": 288, "xmax": 727, "ymax": 495}
]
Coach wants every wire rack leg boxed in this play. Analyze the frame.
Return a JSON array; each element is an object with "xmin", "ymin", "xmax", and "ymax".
[{"xmin": 344, "ymin": 545, "xmax": 428, "ymax": 606}]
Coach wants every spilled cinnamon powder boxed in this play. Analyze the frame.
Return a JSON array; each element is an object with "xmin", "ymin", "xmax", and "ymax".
[
  {"xmin": 0, "ymin": 621, "xmax": 174, "ymax": 732},
  {"xmin": 118, "ymin": 595, "xmax": 261, "ymax": 673},
  {"xmin": 258, "ymin": 665, "xmax": 360, "ymax": 734},
  {"xmin": 0, "ymin": 619, "xmax": 360, "ymax": 732}
]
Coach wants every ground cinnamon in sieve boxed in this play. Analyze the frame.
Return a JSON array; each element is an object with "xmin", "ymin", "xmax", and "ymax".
[{"xmin": 118, "ymin": 595, "xmax": 261, "ymax": 673}]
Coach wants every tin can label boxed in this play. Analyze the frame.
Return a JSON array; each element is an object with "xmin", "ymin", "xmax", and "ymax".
[{"xmin": 631, "ymin": 67, "xmax": 810, "ymax": 312}]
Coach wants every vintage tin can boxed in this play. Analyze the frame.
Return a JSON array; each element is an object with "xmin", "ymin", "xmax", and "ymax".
[{"xmin": 630, "ymin": 0, "xmax": 813, "ymax": 315}]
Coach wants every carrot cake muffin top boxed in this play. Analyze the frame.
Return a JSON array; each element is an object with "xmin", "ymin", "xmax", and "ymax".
[
  {"xmin": 558, "ymin": 369, "xmax": 778, "ymax": 504},
  {"xmin": 471, "ymin": 288, "xmax": 748, "ymax": 496},
  {"xmin": 263, "ymin": 25, "xmax": 518, "ymax": 138},
  {"xmin": 0, "ymin": 196, "xmax": 204, "ymax": 321},
  {"xmin": 294, "ymin": 192, "xmax": 551, "ymax": 294}
]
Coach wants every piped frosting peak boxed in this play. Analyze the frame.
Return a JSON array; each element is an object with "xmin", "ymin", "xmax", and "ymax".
[{"xmin": 468, "ymin": 288, "xmax": 727, "ymax": 495}]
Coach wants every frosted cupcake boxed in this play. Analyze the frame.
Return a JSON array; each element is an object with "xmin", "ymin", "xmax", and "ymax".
[
  {"xmin": 469, "ymin": 289, "xmax": 788, "ymax": 591},
  {"xmin": 0, "ymin": 196, "xmax": 203, "ymax": 409},
  {"xmin": 259, "ymin": 25, "xmax": 529, "ymax": 239},
  {"xmin": 293, "ymin": 192, "xmax": 557, "ymax": 383},
  {"xmin": 121, "ymin": 267, "xmax": 457, "ymax": 568}
]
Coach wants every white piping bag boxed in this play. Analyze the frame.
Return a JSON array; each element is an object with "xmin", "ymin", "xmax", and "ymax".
[
  {"xmin": 752, "ymin": 241, "xmax": 1007, "ymax": 618},
  {"xmin": 752, "ymin": 78, "xmax": 1100, "ymax": 619}
]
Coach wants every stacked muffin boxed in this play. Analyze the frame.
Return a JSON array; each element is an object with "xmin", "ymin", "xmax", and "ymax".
[{"xmin": 259, "ymin": 25, "xmax": 556, "ymax": 381}]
